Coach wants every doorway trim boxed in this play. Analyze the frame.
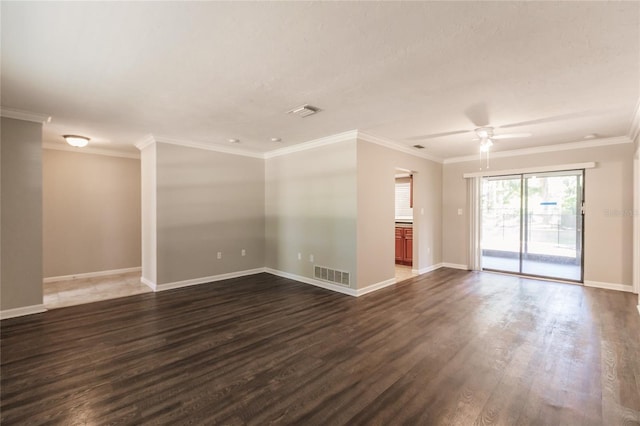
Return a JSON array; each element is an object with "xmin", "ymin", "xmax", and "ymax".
[{"xmin": 634, "ymin": 148, "xmax": 640, "ymax": 298}]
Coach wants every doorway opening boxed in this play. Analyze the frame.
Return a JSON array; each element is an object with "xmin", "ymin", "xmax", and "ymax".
[
  {"xmin": 481, "ymin": 169, "xmax": 584, "ymax": 282},
  {"xmin": 395, "ymin": 170, "xmax": 417, "ymax": 282}
]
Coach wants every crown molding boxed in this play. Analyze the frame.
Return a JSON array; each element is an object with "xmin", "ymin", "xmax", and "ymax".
[
  {"xmin": 134, "ymin": 134, "xmax": 156, "ymax": 151},
  {"xmin": 443, "ymin": 135, "xmax": 633, "ymax": 164},
  {"xmin": 263, "ymin": 129, "xmax": 444, "ymax": 162},
  {"xmin": 154, "ymin": 135, "xmax": 264, "ymax": 159},
  {"xmin": 357, "ymin": 131, "xmax": 443, "ymax": 163},
  {"xmin": 43, "ymin": 142, "xmax": 140, "ymax": 159},
  {"xmin": 264, "ymin": 130, "xmax": 358, "ymax": 159},
  {"xmin": 629, "ymin": 98, "xmax": 640, "ymax": 143},
  {"xmin": 1, "ymin": 107, "xmax": 51, "ymax": 124}
]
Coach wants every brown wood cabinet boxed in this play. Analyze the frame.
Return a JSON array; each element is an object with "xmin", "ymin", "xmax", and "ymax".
[{"xmin": 395, "ymin": 226, "xmax": 413, "ymax": 266}]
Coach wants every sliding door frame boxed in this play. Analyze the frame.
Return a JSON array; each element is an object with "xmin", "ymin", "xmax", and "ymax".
[
  {"xmin": 474, "ymin": 168, "xmax": 586, "ymax": 283},
  {"xmin": 464, "ymin": 162, "xmax": 595, "ymax": 275}
]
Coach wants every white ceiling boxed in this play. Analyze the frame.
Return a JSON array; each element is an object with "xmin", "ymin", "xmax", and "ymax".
[{"xmin": 2, "ymin": 2, "xmax": 639, "ymax": 159}]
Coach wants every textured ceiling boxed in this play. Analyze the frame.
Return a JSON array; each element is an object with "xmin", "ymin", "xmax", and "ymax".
[{"xmin": 1, "ymin": 2, "xmax": 638, "ymax": 159}]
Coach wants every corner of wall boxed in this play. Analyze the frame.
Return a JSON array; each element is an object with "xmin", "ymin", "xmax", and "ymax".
[
  {"xmin": 139, "ymin": 141, "xmax": 157, "ymax": 285},
  {"xmin": 0, "ymin": 117, "xmax": 44, "ymax": 311}
]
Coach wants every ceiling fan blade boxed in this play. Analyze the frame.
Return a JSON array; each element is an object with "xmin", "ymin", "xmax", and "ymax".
[
  {"xmin": 464, "ymin": 102, "xmax": 490, "ymax": 128},
  {"xmin": 498, "ymin": 110, "xmax": 600, "ymax": 129},
  {"xmin": 406, "ymin": 129, "xmax": 471, "ymax": 141},
  {"xmin": 492, "ymin": 132, "xmax": 532, "ymax": 140}
]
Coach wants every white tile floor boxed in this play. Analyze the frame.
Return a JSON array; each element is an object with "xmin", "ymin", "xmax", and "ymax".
[
  {"xmin": 395, "ymin": 265, "xmax": 418, "ymax": 283},
  {"xmin": 43, "ymin": 272, "xmax": 152, "ymax": 309}
]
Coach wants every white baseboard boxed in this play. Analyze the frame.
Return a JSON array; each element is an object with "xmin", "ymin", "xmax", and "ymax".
[
  {"xmin": 44, "ymin": 266, "xmax": 141, "ymax": 283},
  {"xmin": 266, "ymin": 269, "xmax": 402, "ymax": 297},
  {"xmin": 584, "ymin": 280, "xmax": 634, "ymax": 293},
  {"xmin": 356, "ymin": 278, "xmax": 397, "ymax": 296},
  {"xmin": 265, "ymin": 268, "xmax": 358, "ymax": 297},
  {"xmin": 442, "ymin": 263, "xmax": 469, "ymax": 270},
  {"xmin": 1, "ymin": 304, "xmax": 47, "ymax": 320},
  {"xmin": 140, "ymin": 276, "xmax": 157, "ymax": 291},
  {"xmin": 416, "ymin": 263, "xmax": 444, "ymax": 274},
  {"xmin": 153, "ymin": 268, "xmax": 266, "ymax": 292}
]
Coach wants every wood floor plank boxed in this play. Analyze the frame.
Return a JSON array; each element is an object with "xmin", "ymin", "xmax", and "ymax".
[{"xmin": 2, "ymin": 270, "xmax": 639, "ymax": 425}]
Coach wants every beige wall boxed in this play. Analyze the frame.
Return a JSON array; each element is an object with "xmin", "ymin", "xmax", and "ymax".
[
  {"xmin": 1, "ymin": 118, "xmax": 43, "ymax": 310},
  {"xmin": 442, "ymin": 143, "xmax": 635, "ymax": 286},
  {"xmin": 43, "ymin": 149, "xmax": 141, "ymax": 277},
  {"xmin": 265, "ymin": 140, "xmax": 358, "ymax": 286},
  {"xmin": 155, "ymin": 143, "xmax": 265, "ymax": 284},
  {"xmin": 357, "ymin": 139, "xmax": 442, "ymax": 288},
  {"xmin": 140, "ymin": 144, "xmax": 157, "ymax": 285}
]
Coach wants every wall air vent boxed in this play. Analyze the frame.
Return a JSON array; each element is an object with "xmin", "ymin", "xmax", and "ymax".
[
  {"xmin": 413, "ymin": 144, "xmax": 425, "ymax": 149},
  {"xmin": 314, "ymin": 265, "xmax": 350, "ymax": 287},
  {"xmin": 287, "ymin": 104, "xmax": 320, "ymax": 118}
]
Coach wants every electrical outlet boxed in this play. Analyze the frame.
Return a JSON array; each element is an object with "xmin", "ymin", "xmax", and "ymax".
[
  {"xmin": 457, "ymin": 208, "xmax": 463, "ymax": 216},
  {"xmin": 217, "ymin": 252, "xmax": 222, "ymax": 260},
  {"xmin": 309, "ymin": 254, "xmax": 314, "ymax": 263},
  {"xmin": 427, "ymin": 247, "xmax": 431, "ymax": 254},
  {"xmin": 297, "ymin": 252, "xmax": 302, "ymax": 260},
  {"xmin": 241, "ymin": 249, "xmax": 246, "ymax": 256}
]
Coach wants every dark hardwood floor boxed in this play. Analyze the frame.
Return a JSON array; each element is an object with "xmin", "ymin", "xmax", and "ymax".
[{"xmin": 2, "ymin": 269, "xmax": 639, "ymax": 425}]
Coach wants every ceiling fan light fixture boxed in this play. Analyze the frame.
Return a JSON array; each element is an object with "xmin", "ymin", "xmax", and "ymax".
[
  {"xmin": 63, "ymin": 135, "xmax": 90, "ymax": 147},
  {"xmin": 479, "ymin": 138, "xmax": 493, "ymax": 152},
  {"xmin": 475, "ymin": 127, "xmax": 493, "ymax": 139}
]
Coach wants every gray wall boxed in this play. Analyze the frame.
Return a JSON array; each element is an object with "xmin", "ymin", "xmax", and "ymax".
[
  {"xmin": 357, "ymin": 139, "xmax": 443, "ymax": 288},
  {"xmin": 156, "ymin": 143, "xmax": 265, "ymax": 284},
  {"xmin": 442, "ymin": 143, "xmax": 635, "ymax": 286},
  {"xmin": 1, "ymin": 117, "xmax": 43, "ymax": 310},
  {"xmin": 265, "ymin": 140, "xmax": 358, "ymax": 287},
  {"xmin": 43, "ymin": 149, "xmax": 141, "ymax": 277}
]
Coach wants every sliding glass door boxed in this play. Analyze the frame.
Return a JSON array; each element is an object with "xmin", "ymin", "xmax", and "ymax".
[
  {"xmin": 481, "ymin": 175, "xmax": 522, "ymax": 273},
  {"xmin": 481, "ymin": 170, "xmax": 584, "ymax": 282}
]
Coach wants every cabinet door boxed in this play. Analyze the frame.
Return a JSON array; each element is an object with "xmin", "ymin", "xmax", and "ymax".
[
  {"xmin": 395, "ymin": 228, "xmax": 404, "ymax": 263},
  {"xmin": 404, "ymin": 228, "xmax": 413, "ymax": 265}
]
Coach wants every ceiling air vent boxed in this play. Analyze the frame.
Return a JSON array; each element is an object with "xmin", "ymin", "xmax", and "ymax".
[
  {"xmin": 413, "ymin": 144, "xmax": 425, "ymax": 149},
  {"xmin": 287, "ymin": 104, "xmax": 320, "ymax": 118}
]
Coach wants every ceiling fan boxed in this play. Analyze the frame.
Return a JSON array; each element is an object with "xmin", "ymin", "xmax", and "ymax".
[
  {"xmin": 472, "ymin": 126, "xmax": 532, "ymax": 153},
  {"xmin": 406, "ymin": 103, "xmax": 534, "ymax": 168},
  {"xmin": 471, "ymin": 126, "xmax": 533, "ymax": 169}
]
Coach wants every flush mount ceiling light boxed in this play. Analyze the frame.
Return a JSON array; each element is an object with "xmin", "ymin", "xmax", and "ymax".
[
  {"xmin": 270, "ymin": 137, "xmax": 282, "ymax": 142},
  {"xmin": 228, "ymin": 138, "xmax": 240, "ymax": 144},
  {"xmin": 287, "ymin": 104, "xmax": 320, "ymax": 118},
  {"xmin": 63, "ymin": 135, "xmax": 90, "ymax": 147}
]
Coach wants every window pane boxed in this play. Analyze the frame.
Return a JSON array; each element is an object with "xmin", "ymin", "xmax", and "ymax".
[{"xmin": 395, "ymin": 180, "xmax": 413, "ymax": 220}]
